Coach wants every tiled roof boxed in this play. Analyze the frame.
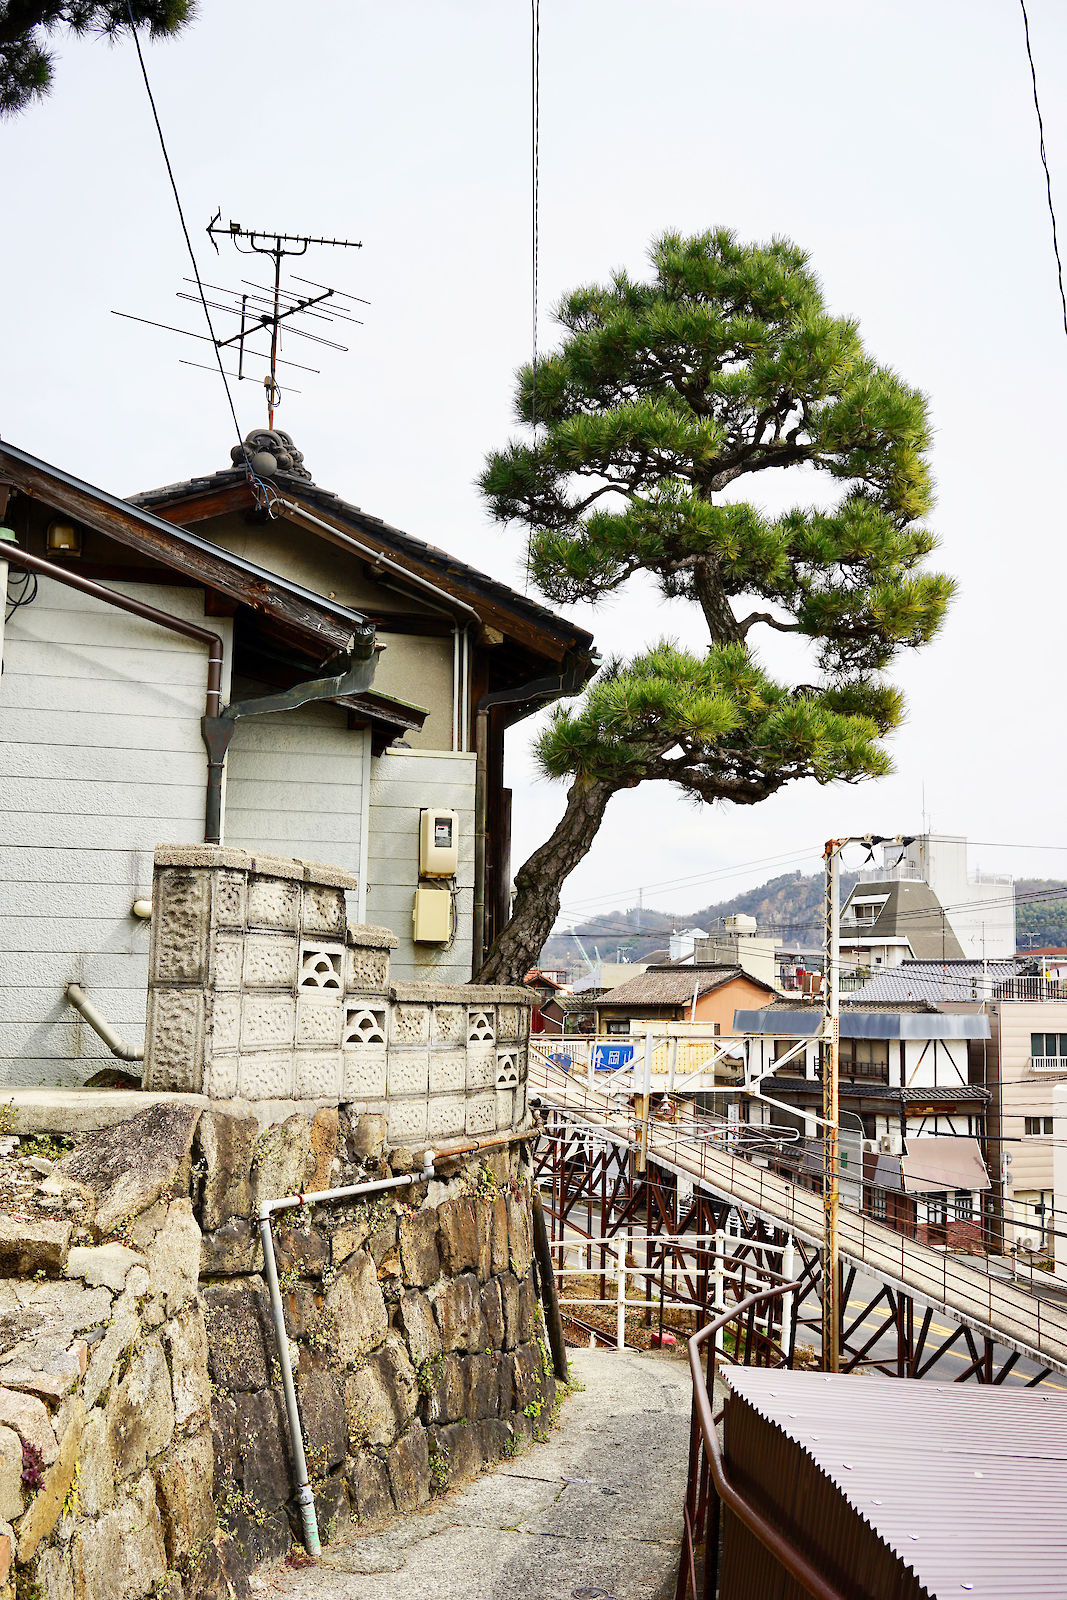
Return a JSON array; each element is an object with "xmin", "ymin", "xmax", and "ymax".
[
  {"xmin": 596, "ymin": 964, "xmax": 773, "ymax": 1009},
  {"xmin": 850, "ymin": 959, "xmax": 1016, "ymax": 1005}
]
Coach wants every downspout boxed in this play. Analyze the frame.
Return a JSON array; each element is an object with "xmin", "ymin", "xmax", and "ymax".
[
  {"xmin": 64, "ymin": 982, "xmax": 144, "ymax": 1062},
  {"xmin": 2, "ymin": 544, "xmax": 225, "ymax": 840}
]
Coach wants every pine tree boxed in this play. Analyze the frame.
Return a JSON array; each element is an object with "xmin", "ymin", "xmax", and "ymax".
[
  {"xmin": 476, "ymin": 228, "xmax": 953, "ymax": 983},
  {"xmin": 0, "ymin": 0, "xmax": 193, "ymax": 114}
]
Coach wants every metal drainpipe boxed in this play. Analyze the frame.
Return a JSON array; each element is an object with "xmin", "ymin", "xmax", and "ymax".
[
  {"xmin": 64, "ymin": 982, "xmax": 144, "ymax": 1062},
  {"xmin": 257, "ymin": 1125, "xmax": 535, "ymax": 1557},
  {"xmin": 1, "ymin": 545, "xmax": 225, "ymax": 840}
]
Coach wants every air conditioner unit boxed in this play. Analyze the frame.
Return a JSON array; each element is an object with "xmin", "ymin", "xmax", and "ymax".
[
  {"xmin": 863, "ymin": 1140, "xmax": 877, "ymax": 1155},
  {"xmin": 1015, "ymin": 1234, "xmax": 1039, "ymax": 1253},
  {"xmin": 878, "ymin": 1134, "xmax": 902, "ymax": 1156}
]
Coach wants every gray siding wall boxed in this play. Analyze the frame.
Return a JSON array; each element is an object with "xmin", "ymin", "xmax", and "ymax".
[
  {"xmin": 0, "ymin": 578, "xmax": 230, "ymax": 1085},
  {"xmin": 365, "ymin": 749, "xmax": 477, "ymax": 983}
]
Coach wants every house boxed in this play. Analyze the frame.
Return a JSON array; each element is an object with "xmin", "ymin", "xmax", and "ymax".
[
  {"xmin": 0, "ymin": 433, "xmax": 595, "ymax": 1084},
  {"xmin": 536, "ymin": 991, "xmax": 601, "ymax": 1037},
  {"xmin": 595, "ymin": 963, "xmax": 778, "ymax": 1036},
  {"xmin": 693, "ymin": 914, "xmax": 779, "ymax": 988},
  {"xmin": 840, "ymin": 833, "xmax": 1015, "ymax": 971}
]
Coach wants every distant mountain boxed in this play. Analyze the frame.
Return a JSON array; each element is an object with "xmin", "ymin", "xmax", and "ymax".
[{"xmin": 541, "ymin": 869, "xmax": 1067, "ymax": 973}]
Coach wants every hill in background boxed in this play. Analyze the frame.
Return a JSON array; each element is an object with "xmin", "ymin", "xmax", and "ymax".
[{"xmin": 542, "ymin": 871, "xmax": 1067, "ymax": 972}]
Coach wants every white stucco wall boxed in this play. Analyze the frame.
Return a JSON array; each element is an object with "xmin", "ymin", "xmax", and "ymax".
[{"xmin": 0, "ymin": 578, "xmax": 230, "ymax": 1086}]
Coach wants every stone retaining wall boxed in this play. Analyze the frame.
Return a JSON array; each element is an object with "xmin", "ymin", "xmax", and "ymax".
[{"xmin": 0, "ymin": 1098, "xmax": 554, "ymax": 1600}]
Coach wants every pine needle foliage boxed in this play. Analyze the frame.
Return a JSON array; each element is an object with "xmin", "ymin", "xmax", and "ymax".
[
  {"xmin": 0, "ymin": 0, "xmax": 194, "ymax": 115},
  {"xmin": 475, "ymin": 229, "xmax": 953, "ymax": 983}
]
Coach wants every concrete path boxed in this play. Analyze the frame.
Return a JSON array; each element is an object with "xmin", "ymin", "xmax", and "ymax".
[{"xmin": 249, "ymin": 1348, "xmax": 693, "ymax": 1600}]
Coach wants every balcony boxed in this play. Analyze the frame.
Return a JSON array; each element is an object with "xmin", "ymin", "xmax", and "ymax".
[
  {"xmin": 995, "ymin": 978, "xmax": 1067, "ymax": 1002},
  {"xmin": 1030, "ymin": 1055, "xmax": 1067, "ymax": 1074}
]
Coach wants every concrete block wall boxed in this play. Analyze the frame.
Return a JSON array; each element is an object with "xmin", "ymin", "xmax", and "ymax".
[{"xmin": 143, "ymin": 845, "xmax": 530, "ymax": 1144}]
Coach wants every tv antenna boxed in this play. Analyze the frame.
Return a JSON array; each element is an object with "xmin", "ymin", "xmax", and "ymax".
[{"xmin": 113, "ymin": 213, "xmax": 367, "ymax": 428}]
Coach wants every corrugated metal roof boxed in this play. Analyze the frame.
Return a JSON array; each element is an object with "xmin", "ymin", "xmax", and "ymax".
[
  {"xmin": 851, "ymin": 960, "xmax": 1017, "ymax": 1005},
  {"xmin": 734, "ymin": 1009, "xmax": 991, "ymax": 1041},
  {"xmin": 724, "ymin": 1367, "xmax": 1067, "ymax": 1599}
]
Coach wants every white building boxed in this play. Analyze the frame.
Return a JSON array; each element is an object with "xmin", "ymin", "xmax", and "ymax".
[{"xmin": 841, "ymin": 834, "xmax": 1015, "ymax": 969}]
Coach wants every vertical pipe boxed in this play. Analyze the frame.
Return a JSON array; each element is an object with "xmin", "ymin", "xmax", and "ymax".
[
  {"xmin": 258, "ymin": 1212, "xmax": 321, "ymax": 1558},
  {"xmin": 616, "ymin": 1258, "xmax": 626, "ymax": 1350},
  {"xmin": 357, "ymin": 726, "xmax": 372, "ymax": 924},
  {"xmin": 822, "ymin": 839, "xmax": 841, "ymax": 1372},
  {"xmin": 451, "ymin": 627, "xmax": 460, "ymax": 752}
]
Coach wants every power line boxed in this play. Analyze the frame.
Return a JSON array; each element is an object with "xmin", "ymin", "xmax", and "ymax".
[
  {"xmin": 1019, "ymin": 0, "xmax": 1067, "ymax": 342},
  {"xmin": 530, "ymin": 0, "xmax": 540, "ymax": 430},
  {"xmin": 558, "ymin": 843, "xmax": 823, "ymax": 916}
]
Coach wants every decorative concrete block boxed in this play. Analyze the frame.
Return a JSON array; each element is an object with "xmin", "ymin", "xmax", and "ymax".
[
  {"xmin": 236, "ymin": 1052, "xmax": 293, "ymax": 1101},
  {"xmin": 388, "ymin": 1050, "xmax": 429, "ymax": 1098},
  {"xmin": 301, "ymin": 884, "xmax": 346, "ymax": 936},
  {"xmin": 495, "ymin": 1089, "xmax": 515, "ymax": 1130},
  {"xmin": 144, "ymin": 989, "xmax": 204, "ymax": 1092},
  {"xmin": 347, "ymin": 945, "xmax": 390, "ymax": 992},
  {"xmin": 343, "ymin": 1005, "xmax": 387, "ymax": 1046},
  {"xmin": 427, "ymin": 1095, "xmax": 465, "ymax": 1139},
  {"xmin": 342, "ymin": 1048, "xmax": 387, "ymax": 1099},
  {"xmin": 429, "ymin": 1051, "xmax": 465, "ymax": 1094},
  {"xmin": 296, "ymin": 995, "xmax": 344, "ymax": 1047},
  {"xmin": 213, "ymin": 869, "xmax": 247, "ymax": 928},
  {"xmin": 467, "ymin": 1008, "xmax": 495, "ymax": 1044},
  {"xmin": 152, "ymin": 869, "xmax": 210, "ymax": 985},
  {"xmin": 388, "ymin": 1100, "xmax": 428, "ymax": 1145},
  {"xmin": 466, "ymin": 1093, "xmax": 495, "ymax": 1137},
  {"xmin": 514, "ymin": 1047, "xmax": 528, "ymax": 1082},
  {"xmin": 247, "ymin": 874, "xmax": 300, "ymax": 931},
  {"xmin": 243, "ymin": 934, "xmax": 298, "ymax": 990},
  {"xmin": 203, "ymin": 1058, "xmax": 238, "ymax": 1098},
  {"xmin": 391, "ymin": 1004, "xmax": 430, "ymax": 1045},
  {"xmin": 240, "ymin": 995, "xmax": 296, "ymax": 1051},
  {"xmin": 298, "ymin": 941, "xmax": 344, "ymax": 991},
  {"xmin": 497, "ymin": 1004, "xmax": 522, "ymax": 1042},
  {"xmin": 211, "ymin": 994, "xmax": 240, "ymax": 1053},
  {"xmin": 495, "ymin": 1050, "xmax": 520, "ymax": 1088},
  {"xmin": 433, "ymin": 1005, "xmax": 466, "ymax": 1045},
  {"xmin": 295, "ymin": 1051, "xmax": 343, "ymax": 1099},
  {"xmin": 514, "ymin": 1081, "xmax": 527, "ymax": 1124},
  {"xmin": 466, "ymin": 1044, "xmax": 495, "ymax": 1090},
  {"xmin": 212, "ymin": 934, "xmax": 243, "ymax": 990}
]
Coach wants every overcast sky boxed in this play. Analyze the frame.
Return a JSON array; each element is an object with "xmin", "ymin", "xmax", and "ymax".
[{"xmin": 5, "ymin": 0, "xmax": 1067, "ymax": 926}]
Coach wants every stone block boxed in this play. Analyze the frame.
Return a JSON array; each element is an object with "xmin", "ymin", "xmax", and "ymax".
[
  {"xmin": 164, "ymin": 1306, "xmax": 212, "ymax": 1433},
  {"xmin": 0, "ymin": 1369, "xmax": 77, "ymax": 1408},
  {"xmin": 308, "ymin": 1106, "xmax": 339, "ymax": 1193},
  {"xmin": 0, "ymin": 1217, "xmax": 71, "ymax": 1277},
  {"xmin": 324, "ymin": 1250, "xmax": 387, "ymax": 1366},
  {"xmin": 498, "ymin": 1272, "xmax": 521, "ymax": 1350},
  {"xmin": 0, "ymin": 1387, "xmax": 57, "ymax": 1465},
  {"xmin": 390, "ymin": 1004, "xmax": 430, "ymax": 1046},
  {"xmin": 432, "ymin": 1004, "xmax": 466, "ymax": 1045},
  {"xmin": 517, "ymin": 1272, "xmax": 538, "ymax": 1344},
  {"xmin": 344, "ymin": 1334, "xmax": 417, "ymax": 1449},
  {"xmin": 210, "ymin": 993, "xmax": 241, "ymax": 1053},
  {"xmin": 428, "ymin": 1050, "xmax": 465, "ymax": 1093},
  {"xmin": 76, "ymin": 1408, "xmax": 115, "ymax": 1518},
  {"xmin": 303, "ymin": 859, "xmax": 361, "ymax": 892},
  {"xmin": 497, "ymin": 1004, "xmax": 522, "ymax": 1042},
  {"xmin": 473, "ymin": 1198, "xmax": 493, "ymax": 1283},
  {"xmin": 398, "ymin": 1208, "xmax": 440, "ymax": 1288},
  {"xmin": 397, "ymin": 1291, "xmax": 441, "ymax": 1368},
  {"xmin": 495, "ymin": 1353, "xmax": 514, "ymax": 1417},
  {"xmin": 69, "ymin": 1469, "xmax": 166, "ymax": 1600},
  {"xmin": 35, "ymin": 1547, "xmax": 74, "ymax": 1600},
  {"xmin": 301, "ymin": 883, "xmax": 346, "ymax": 936},
  {"xmin": 0, "ymin": 1428, "xmax": 23, "ymax": 1523},
  {"xmin": 200, "ymin": 1218, "xmax": 261, "ymax": 1276},
  {"xmin": 57, "ymin": 1103, "xmax": 201, "ymax": 1239},
  {"xmin": 251, "ymin": 1115, "xmax": 312, "ymax": 1209},
  {"xmin": 387, "ymin": 1049, "xmax": 429, "ymax": 1098},
  {"xmin": 432, "ymin": 1273, "xmax": 487, "ymax": 1354},
  {"xmin": 423, "ymin": 1351, "xmax": 466, "ymax": 1426},
  {"xmin": 106, "ymin": 1334, "xmax": 174, "ymax": 1479},
  {"xmin": 296, "ymin": 1369, "xmax": 347, "ymax": 1475},
  {"xmin": 330, "ymin": 1215, "xmax": 371, "ymax": 1267},
  {"xmin": 387, "ymin": 1100, "xmax": 428, "ymax": 1146},
  {"xmin": 234, "ymin": 1389, "xmax": 291, "ymax": 1510},
  {"xmin": 350, "ymin": 1113, "xmax": 387, "ymax": 1162},
  {"xmin": 490, "ymin": 1193, "xmax": 509, "ymax": 1275},
  {"xmin": 367, "ymin": 1210, "xmax": 399, "ymax": 1270},
  {"xmin": 146, "ymin": 1199, "xmax": 201, "ymax": 1318},
  {"xmin": 312, "ymin": 1473, "xmax": 350, "ymax": 1544},
  {"xmin": 65, "ymin": 1243, "xmax": 145, "ymax": 1293},
  {"xmin": 152, "ymin": 868, "xmax": 210, "ymax": 985},
  {"xmin": 296, "ymin": 995, "xmax": 343, "ymax": 1050},
  {"xmin": 507, "ymin": 1191, "xmax": 533, "ymax": 1278},
  {"xmin": 294, "ymin": 1050, "xmax": 342, "ymax": 1099},
  {"xmin": 239, "ymin": 994, "xmax": 296, "ymax": 1052},
  {"xmin": 203, "ymin": 1057, "xmax": 239, "ymax": 1098},
  {"xmin": 213, "ymin": 868, "xmax": 248, "ymax": 928},
  {"xmin": 154, "ymin": 1426, "xmax": 216, "ymax": 1566},
  {"xmin": 16, "ymin": 1397, "xmax": 85, "ymax": 1564},
  {"xmin": 385, "ymin": 1422, "xmax": 430, "ymax": 1513},
  {"xmin": 348, "ymin": 1450, "xmax": 394, "ymax": 1525},
  {"xmin": 428, "ymin": 1421, "xmax": 481, "ymax": 1488},
  {"xmin": 236, "ymin": 1051, "xmax": 294, "ymax": 1101},
  {"xmin": 202, "ymin": 1281, "xmax": 272, "ymax": 1393},
  {"xmin": 342, "ymin": 1048, "xmax": 387, "ymax": 1099},
  {"xmin": 222, "ymin": 1506, "xmax": 291, "ymax": 1570},
  {"xmin": 346, "ymin": 944, "xmax": 390, "ymax": 992},
  {"xmin": 495, "ymin": 1088, "xmax": 516, "ymax": 1130},
  {"xmin": 480, "ymin": 1277, "xmax": 505, "ymax": 1349},
  {"xmin": 465, "ymin": 1093, "xmax": 495, "ymax": 1138},
  {"xmin": 465, "ymin": 1044, "xmax": 496, "ymax": 1089},
  {"xmin": 195, "ymin": 1109, "xmax": 259, "ymax": 1232},
  {"xmin": 209, "ymin": 1395, "xmax": 240, "ymax": 1497},
  {"xmin": 144, "ymin": 987, "xmax": 206, "ymax": 1092},
  {"xmin": 426, "ymin": 1095, "xmax": 465, "ymax": 1140},
  {"xmin": 437, "ymin": 1198, "xmax": 479, "ymax": 1277},
  {"xmin": 247, "ymin": 874, "xmax": 300, "ymax": 931},
  {"xmin": 475, "ymin": 1416, "xmax": 510, "ymax": 1467},
  {"xmin": 511, "ymin": 1342, "xmax": 542, "ymax": 1411},
  {"xmin": 211, "ymin": 933, "xmax": 243, "ymax": 990},
  {"xmin": 239, "ymin": 933, "xmax": 296, "ymax": 991}
]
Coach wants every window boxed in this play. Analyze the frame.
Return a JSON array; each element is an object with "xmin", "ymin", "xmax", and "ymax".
[
  {"xmin": 869, "ymin": 1188, "xmax": 888, "ymax": 1219},
  {"xmin": 1024, "ymin": 1116, "xmax": 1054, "ymax": 1136},
  {"xmin": 840, "ymin": 1037, "xmax": 890, "ymax": 1083},
  {"xmin": 954, "ymin": 1190, "xmax": 974, "ymax": 1221},
  {"xmin": 1031, "ymin": 1033, "xmax": 1067, "ymax": 1059},
  {"xmin": 926, "ymin": 1193, "xmax": 948, "ymax": 1226},
  {"xmin": 605, "ymin": 1019, "xmax": 630, "ymax": 1035}
]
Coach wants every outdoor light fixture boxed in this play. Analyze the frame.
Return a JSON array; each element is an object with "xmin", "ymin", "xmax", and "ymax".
[{"xmin": 46, "ymin": 519, "xmax": 81, "ymax": 554}]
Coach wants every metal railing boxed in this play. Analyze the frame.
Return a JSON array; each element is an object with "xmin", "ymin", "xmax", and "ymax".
[
  {"xmin": 675, "ymin": 1282, "xmax": 849, "ymax": 1600},
  {"xmin": 995, "ymin": 978, "xmax": 1067, "ymax": 1002},
  {"xmin": 1030, "ymin": 1054, "xmax": 1067, "ymax": 1074}
]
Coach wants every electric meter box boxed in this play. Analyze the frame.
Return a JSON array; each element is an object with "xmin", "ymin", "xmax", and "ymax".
[
  {"xmin": 413, "ymin": 885, "xmax": 452, "ymax": 943},
  {"xmin": 419, "ymin": 808, "xmax": 458, "ymax": 877}
]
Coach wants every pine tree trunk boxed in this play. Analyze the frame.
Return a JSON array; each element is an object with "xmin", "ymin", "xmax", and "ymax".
[{"xmin": 474, "ymin": 776, "xmax": 617, "ymax": 986}]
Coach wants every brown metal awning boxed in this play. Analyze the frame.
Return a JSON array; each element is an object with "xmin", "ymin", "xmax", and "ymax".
[{"xmin": 901, "ymin": 1135, "xmax": 990, "ymax": 1194}]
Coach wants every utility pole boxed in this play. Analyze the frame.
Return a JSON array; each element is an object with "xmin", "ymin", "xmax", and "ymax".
[{"xmin": 822, "ymin": 837, "xmax": 843, "ymax": 1373}]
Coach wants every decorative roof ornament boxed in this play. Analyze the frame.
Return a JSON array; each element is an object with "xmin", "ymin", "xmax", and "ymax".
[{"xmin": 231, "ymin": 429, "xmax": 312, "ymax": 482}]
